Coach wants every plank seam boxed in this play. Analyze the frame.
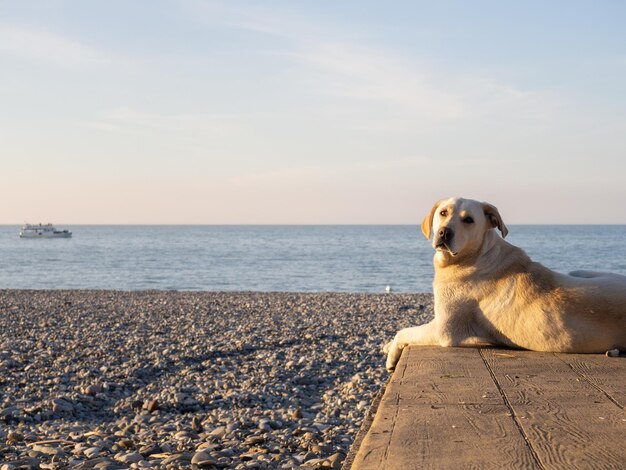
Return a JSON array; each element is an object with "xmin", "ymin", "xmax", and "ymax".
[
  {"xmin": 478, "ymin": 348, "xmax": 545, "ymax": 470},
  {"xmin": 554, "ymin": 355, "xmax": 625, "ymax": 411}
]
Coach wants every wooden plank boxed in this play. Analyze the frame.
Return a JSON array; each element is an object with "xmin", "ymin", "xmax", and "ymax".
[
  {"xmin": 384, "ymin": 403, "xmax": 538, "ymax": 469},
  {"xmin": 479, "ymin": 349, "xmax": 610, "ymax": 406},
  {"xmin": 480, "ymin": 349, "xmax": 626, "ymax": 469},
  {"xmin": 556, "ymin": 353, "xmax": 626, "ymax": 408},
  {"xmin": 512, "ymin": 403, "xmax": 626, "ymax": 469},
  {"xmin": 350, "ymin": 347, "xmax": 539, "ymax": 469},
  {"xmin": 394, "ymin": 347, "xmax": 506, "ymax": 406}
]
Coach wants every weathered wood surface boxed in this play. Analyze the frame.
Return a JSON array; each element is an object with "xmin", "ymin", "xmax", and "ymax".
[{"xmin": 349, "ymin": 346, "xmax": 625, "ymax": 470}]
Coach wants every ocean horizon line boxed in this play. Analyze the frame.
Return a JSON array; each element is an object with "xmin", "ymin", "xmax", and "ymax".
[{"xmin": 4, "ymin": 223, "xmax": 626, "ymax": 227}]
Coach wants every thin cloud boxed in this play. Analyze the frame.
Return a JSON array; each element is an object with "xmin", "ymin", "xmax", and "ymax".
[
  {"xmin": 187, "ymin": 2, "xmax": 558, "ymax": 128},
  {"xmin": 184, "ymin": 0, "xmax": 316, "ymax": 38},
  {"xmin": 0, "ymin": 24, "xmax": 112, "ymax": 67},
  {"xmin": 228, "ymin": 155, "xmax": 514, "ymax": 188},
  {"xmin": 86, "ymin": 107, "xmax": 237, "ymax": 136},
  {"xmin": 81, "ymin": 121, "xmax": 126, "ymax": 133},
  {"xmin": 289, "ymin": 44, "xmax": 464, "ymax": 121},
  {"xmin": 227, "ymin": 163, "xmax": 392, "ymax": 188}
]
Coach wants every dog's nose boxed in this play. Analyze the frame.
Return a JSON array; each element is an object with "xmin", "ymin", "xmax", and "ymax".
[{"xmin": 438, "ymin": 227, "xmax": 453, "ymax": 242}]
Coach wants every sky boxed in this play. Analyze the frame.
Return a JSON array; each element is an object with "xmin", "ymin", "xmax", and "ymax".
[{"xmin": 2, "ymin": 1, "xmax": 626, "ymax": 224}]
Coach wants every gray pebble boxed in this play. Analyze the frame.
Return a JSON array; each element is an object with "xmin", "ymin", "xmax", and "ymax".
[{"xmin": 83, "ymin": 446, "xmax": 101, "ymax": 459}]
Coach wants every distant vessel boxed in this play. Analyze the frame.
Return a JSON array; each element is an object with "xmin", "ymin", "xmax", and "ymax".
[{"xmin": 19, "ymin": 223, "xmax": 72, "ymax": 239}]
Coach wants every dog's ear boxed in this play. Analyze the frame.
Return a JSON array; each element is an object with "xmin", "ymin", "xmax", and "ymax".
[
  {"xmin": 421, "ymin": 200, "xmax": 444, "ymax": 240},
  {"xmin": 482, "ymin": 202, "xmax": 508, "ymax": 238}
]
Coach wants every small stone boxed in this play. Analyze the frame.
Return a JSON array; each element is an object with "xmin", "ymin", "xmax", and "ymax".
[
  {"xmin": 131, "ymin": 400, "xmax": 143, "ymax": 410},
  {"xmin": 174, "ymin": 430, "xmax": 190, "ymax": 440},
  {"xmin": 197, "ymin": 459, "xmax": 218, "ymax": 468},
  {"xmin": 209, "ymin": 426, "xmax": 226, "ymax": 437},
  {"xmin": 327, "ymin": 457, "xmax": 342, "ymax": 469},
  {"xmin": 51, "ymin": 398, "xmax": 74, "ymax": 413},
  {"xmin": 191, "ymin": 451, "xmax": 217, "ymax": 466},
  {"xmin": 215, "ymin": 447, "xmax": 235, "ymax": 457},
  {"xmin": 1, "ymin": 459, "xmax": 41, "ymax": 470},
  {"xmin": 93, "ymin": 459, "xmax": 121, "ymax": 469},
  {"xmin": 0, "ymin": 406, "xmax": 19, "ymax": 417},
  {"xmin": 327, "ymin": 452, "xmax": 345, "ymax": 468},
  {"xmin": 115, "ymin": 451, "xmax": 143, "ymax": 463},
  {"xmin": 145, "ymin": 399, "xmax": 159, "ymax": 413},
  {"xmin": 225, "ymin": 423, "xmax": 239, "ymax": 434},
  {"xmin": 191, "ymin": 451, "xmax": 209, "ymax": 464},
  {"xmin": 240, "ymin": 451, "xmax": 262, "ymax": 461},
  {"xmin": 191, "ymin": 416, "xmax": 203, "ymax": 432},
  {"xmin": 83, "ymin": 446, "xmax": 102, "ymax": 458},
  {"xmin": 195, "ymin": 442, "xmax": 218, "ymax": 452},
  {"xmin": 33, "ymin": 444, "xmax": 63, "ymax": 456},
  {"xmin": 160, "ymin": 453, "xmax": 191, "ymax": 465},
  {"xmin": 313, "ymin": 422, "xmax": 329, "ymax": 432},
  {"xmin": 82, "ymin": 384, "xmax": 102, "ymax": 395},
  {"xmin": 258, "ymin": 421, "xmax": 272, "ymax": 432},
  {"xmin": 7, "ymin": 431, "xmax": 24, "ymax": 442},
  {"xmin": 304, "ymin": 457, "xmax": 327, "ymax": 466},
  {"xmin": 606, "ymin": 348, "xmax": 620, "ymax": 357},
  {"xmin": 243, "ymin": 435, "xmax": 265, "ymax": 446},
  {"xmin": 247, "ymin": 446, "xmax": 269, "ymax": 455},
  {"xmin": 138, "ymin": 443, "xmax": 160, "ymax": 456},
  {"xmin": 118, "ymin": 439, "xmax": 134, "ymax": 449}
]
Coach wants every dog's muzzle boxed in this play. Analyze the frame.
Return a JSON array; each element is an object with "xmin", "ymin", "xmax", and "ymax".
[{"xmin": 435, "ymin": 227, "xmax": 455, "ymax": 253}]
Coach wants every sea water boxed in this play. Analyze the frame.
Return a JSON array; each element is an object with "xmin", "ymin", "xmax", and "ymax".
[{"xmin": 0, "ymin": 225, "xmax": 625, "ymax": 292}]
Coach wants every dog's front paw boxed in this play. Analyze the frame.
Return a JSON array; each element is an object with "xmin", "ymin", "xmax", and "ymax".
[{"xmin": 385, "ymin": 337, "xmax": 403, "ymax": 373}]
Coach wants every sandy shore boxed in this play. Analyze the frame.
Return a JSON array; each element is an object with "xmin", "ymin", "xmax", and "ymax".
[{"xmin": 0, "ymin": 290, "xmax": 433, "ymax": 469}]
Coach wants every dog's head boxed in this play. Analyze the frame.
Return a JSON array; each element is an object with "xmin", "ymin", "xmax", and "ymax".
[{"xmin": 421, "ymin": 197, "xmax": 508, "ymax": 265}]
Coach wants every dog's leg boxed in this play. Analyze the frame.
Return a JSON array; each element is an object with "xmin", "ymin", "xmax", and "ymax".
[
  {"xmin": 455, "ymin": 336, "xmax": 495, "ymax": 347},
  {"xmin": 384, "ymin": 321, "xmax": 439, "ymax": 372}
]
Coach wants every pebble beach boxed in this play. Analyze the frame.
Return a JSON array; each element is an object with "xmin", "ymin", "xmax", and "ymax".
[{"xmin": 0, "ymin": 290, "xmax": 433, "ymax": 469}]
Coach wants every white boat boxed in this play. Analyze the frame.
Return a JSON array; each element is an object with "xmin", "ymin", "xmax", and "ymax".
[{"xmin": 19, "ymin": 223, "xmax": 72, "ymax": 239}]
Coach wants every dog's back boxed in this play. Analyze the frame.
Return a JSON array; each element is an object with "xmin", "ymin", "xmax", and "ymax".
[{"xmin": 483, "ymin": 239, "xmax": 626, "ymax": 353}]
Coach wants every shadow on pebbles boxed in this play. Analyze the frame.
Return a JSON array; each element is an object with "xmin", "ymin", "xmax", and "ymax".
[{"xmin": 0, "ymin": 290, "xmax": 433, "ymax": 469}]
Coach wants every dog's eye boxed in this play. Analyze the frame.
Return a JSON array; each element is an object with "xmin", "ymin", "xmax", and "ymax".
[
  {"xmin": 462, "ymin": 216, "xmax": 474, "ymax": 224},
  {"xmin": 439, "ymin": 210, "xmax": 448, "ymax": 217}
]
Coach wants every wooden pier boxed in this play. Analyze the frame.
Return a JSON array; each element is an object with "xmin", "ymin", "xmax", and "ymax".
[{"xmin": 346, "ymin": 346, "xmax": 625, "ymax": 469}]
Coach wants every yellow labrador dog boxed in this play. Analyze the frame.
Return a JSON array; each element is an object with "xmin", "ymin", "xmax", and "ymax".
[{"xmin": 384, "ymin": 197, "xmax": 626, "ymax": 371}]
